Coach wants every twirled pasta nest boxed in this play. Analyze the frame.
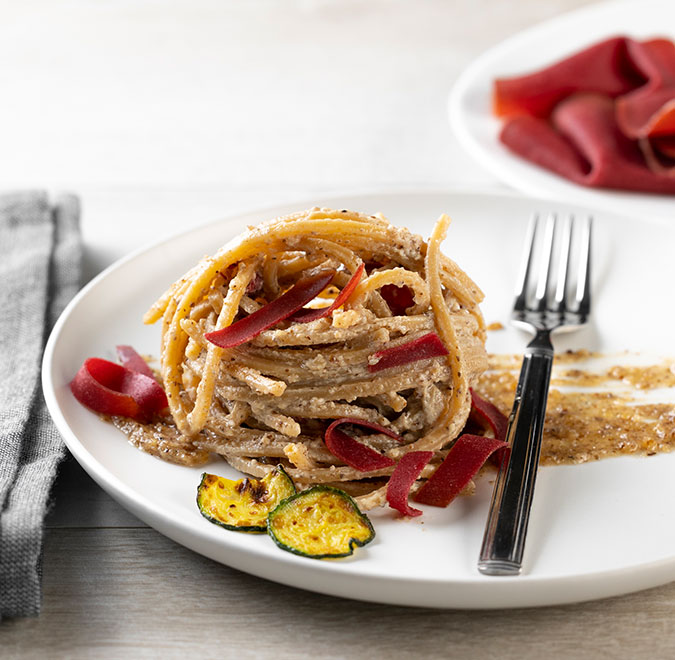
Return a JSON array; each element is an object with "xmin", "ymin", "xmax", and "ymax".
[{"xmin": 125, "ymin": 208, "xmax": 487, "ymax": 509}]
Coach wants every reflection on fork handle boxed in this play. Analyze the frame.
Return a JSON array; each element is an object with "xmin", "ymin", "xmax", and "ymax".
[{"xmin": 478, "ymin": 331, "xmax": 554, "ymax": 576}]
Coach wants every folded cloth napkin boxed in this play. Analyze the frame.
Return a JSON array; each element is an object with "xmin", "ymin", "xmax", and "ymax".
[{"xmin": 0, "ymin": 192, "xmax": 81, "ymax": 620}]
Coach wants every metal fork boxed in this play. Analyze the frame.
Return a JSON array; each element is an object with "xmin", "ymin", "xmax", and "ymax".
[{"xmin": 478, "ymin": 213, "xmax": 592, "ymax": 576}]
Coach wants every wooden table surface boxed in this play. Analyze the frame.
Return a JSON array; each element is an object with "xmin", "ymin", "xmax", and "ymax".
[{"xmin": 1, "ymin": 1, "xmax": 674, "ymax": 657}]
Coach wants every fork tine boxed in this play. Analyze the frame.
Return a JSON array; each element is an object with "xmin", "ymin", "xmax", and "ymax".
[
  {"xmin": 533, "ymin": 213, "xmax": 556, "ymax": 311},
  {"xmin": 575, "ymin": 216, "xmax": 592, "ymax": 319},
  {"xmin": 513, "ymin": 213, "xmax": 538, "ymax": 312},
  {"xmin": 552, "ymin": 215, "xmax": 572, "ymax": 313}
]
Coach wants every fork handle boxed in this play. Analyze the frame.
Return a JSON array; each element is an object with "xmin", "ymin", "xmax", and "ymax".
[{"xmin": 478, "ymin": 331, "xmax": 554, "ymax": 575}]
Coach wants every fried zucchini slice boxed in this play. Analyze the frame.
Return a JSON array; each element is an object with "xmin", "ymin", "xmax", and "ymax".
[
  {"xmin": 197, "ymin": 466, "xmax": 296, "ymax": 532},
  {"xmin": 267, "ymin": 486, "xmax": 375, "ymax": 558}
]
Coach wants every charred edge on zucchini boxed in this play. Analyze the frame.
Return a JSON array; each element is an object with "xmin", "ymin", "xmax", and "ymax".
[
  {"xmin": 197, "ymin": 465, "xmax": 296, "ymax": 533},
  {"xmin": 267, "ymin": 486, "xmax": 375, "ymax": 559}
]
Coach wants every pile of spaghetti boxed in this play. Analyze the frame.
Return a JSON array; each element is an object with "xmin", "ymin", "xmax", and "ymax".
[{"xmin": 124, "ymin": 208, "xmax": 492, "ymax": 510}]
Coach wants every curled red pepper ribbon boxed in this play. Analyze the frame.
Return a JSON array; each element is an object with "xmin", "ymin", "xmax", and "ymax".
[
  {"xmin": 386, "ymin": 451, "xmax": 433, "ymax": 517},
  {"xmin": 324, "ymin": 418, "xmax": 402, "ymax": 472},
  {"xmin": 469, "ymin": 389, "xmax": 508, "ymax": 442},
  {"xmin": 245, "ymin": 271, "xmax": 264, "ymax": 296},
  {"xmin": 379, "ymin": 283, "xmax": 415, "ymax": 315},
  {"xmin": 469, "ymin": 388, "xmax": 510, "ymax": 467},
  {"xmin": 205, "ymin": 270, "xmax": 335, "ymax": 349},
  {"xmin": 413, "ymin": 434, "xmax": 508, "ymax": 508},
  {"xmin": 290, "ymin": 263, "xmax": 364, "ymax": 323},
  {"xmin": 367, "ymin": 332, "xmax": 449, "ymax": 373},
  {"xmin": 116, "ymin": 345, "xmax": 155, "ymax": 380},
  {"xmin": 70, "ymin": 357, "xmax": 168, "ymax": 422}
]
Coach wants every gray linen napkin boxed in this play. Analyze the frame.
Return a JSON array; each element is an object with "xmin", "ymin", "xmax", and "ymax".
[{"xmin": 0, "ymin": 192, "xmax": 81, "ymax": 619}]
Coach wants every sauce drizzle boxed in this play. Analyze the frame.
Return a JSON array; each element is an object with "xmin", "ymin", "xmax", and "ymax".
[{"xmin": 475, "ymin": 351, "xmax": 675, "ymax": 465}]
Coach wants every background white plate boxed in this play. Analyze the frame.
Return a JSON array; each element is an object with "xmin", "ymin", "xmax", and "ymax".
[
  {"xmin": 43, "ymin": 190, "xmax": 675, "ymax": 609},
  {"xmin": 448, "ymin": 0, "xmax": 675, "ymax": 224}
]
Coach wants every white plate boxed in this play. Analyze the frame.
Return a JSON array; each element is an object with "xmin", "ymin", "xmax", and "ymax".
[
  {"xmin": 43, "ymin": 190, "xmax": 675, "ymax": 609},
  {"xmin": 448, "ymin": 0, "xmax": 675, "ymax": 224}
]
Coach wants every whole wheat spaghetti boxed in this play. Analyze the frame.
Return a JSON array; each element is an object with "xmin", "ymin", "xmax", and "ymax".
[{"xmin": 127, "ymin": 208, "xmax": 487, "ymax": 509}]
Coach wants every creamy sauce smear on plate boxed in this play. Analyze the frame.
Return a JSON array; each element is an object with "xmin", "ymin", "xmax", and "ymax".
[{"xmin": 476, "ymin": 351, "xmax": 675, "ymax": 465}]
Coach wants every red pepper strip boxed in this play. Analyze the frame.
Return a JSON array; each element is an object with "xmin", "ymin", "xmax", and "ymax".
[
  {"xmin": 380, "ymin": 284, "xmax": 415, "ymax": 315},
  {"xmin": 116, "ymin": 345, "xmax": 155, "ymax": 380},
  {"xmin": 246, "ymin": 271, "xmax": 263, "ymax": 295},
  {"xmin": 469, "ymin": 389, "xmax": 508, "ymax": 442},
  {"xmin": 469, "ymin": 389, "xmax": 510, "ymax": 467},
  {"xmin": 324, "ymin": 418, "xmax": 401, "ymax": 472},
  {"xmin": 413, "ymin": 434, "xmax": 508, "ymax": 508},
  {"xmin": 70, "ymin": 357, "xmax": 168, "ymax": 422},
  {"xmin": 386, "ymin": 451, "xmax": 434, "ymax": 517},
  {"xmin": 290, "ymin": 263, "xmax": 364, "ymax": 323},
  {"xmin": 367, "ymin": 332, "xmax": 448, "ymax": 373},
  {"xmin": 205, "ymin": 271, "xmax": 335, "ymax": 349}
]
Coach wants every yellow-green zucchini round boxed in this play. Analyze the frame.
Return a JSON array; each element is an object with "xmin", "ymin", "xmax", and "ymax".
[
  {"xmin": 197, "ymin": 465, "xmax": 296, "ymax": 532},
  {"xmin": 267, "ymin": 486, "xmax": 375, "ymax": 558}
]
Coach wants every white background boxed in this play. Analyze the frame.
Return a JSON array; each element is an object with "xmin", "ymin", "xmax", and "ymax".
[{"xmin": 1, "ymin": 0, "xmax": 593, "ymax": 278}]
